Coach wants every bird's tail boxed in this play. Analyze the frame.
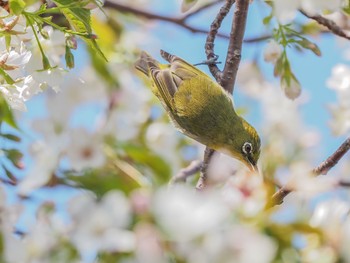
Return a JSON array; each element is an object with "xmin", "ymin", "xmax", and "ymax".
[{"xmin": 135, "ymin": 51, "xmax": 160, "ymax": 76}]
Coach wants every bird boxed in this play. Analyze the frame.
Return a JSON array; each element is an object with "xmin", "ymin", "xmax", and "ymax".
[{"xmin": 135, "ymin": 50, "xmax": 261, "ymax": 172}]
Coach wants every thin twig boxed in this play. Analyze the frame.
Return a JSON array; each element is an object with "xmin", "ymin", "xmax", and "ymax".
[
  {"xmin": 104, "ymin": 0, "xmax": 230, "ymax": 39},
  {"xmin": 221, "ymin": 0, "xmax": 250, "ymax": 93},
  {"xmin": 339, "ymin": 181, "xmax": 350, "ymax": 187},
  {"xmin": 300, "ymin": 9, "xmax": 350, "ymax": 41},
  {"xmin": 272, "ymin": 137, "xmax": 350, "ymax": 205},
  {"xmin": 205, "ymin": 0, "xmax": 235, "ymax": 81},
  {"xmin": 196, "ymin": 148, "xmax": 215, "ymax": 190},
  {"xmin": 312, "ymin": 137, "xmax": 350, "ymax": 175},
  {"xmin": 244, "ymin": 34, "xmax": 272, "ymax": 43},
  {"xmin": 169, "ymin": 160, "xmax": 202, "ymax": 185}
]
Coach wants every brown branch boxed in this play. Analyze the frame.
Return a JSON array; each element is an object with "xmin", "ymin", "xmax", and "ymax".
[
  {"xmin": 300, "ymin": 9, "xmax": 350, "ymax": 41},
  {"xmin": 104, "ymin": 0, "xmax": 230, "ymax": 39},
  {"xmin": 312, "ymin": 137, "xmax": 350, "ymax": 175},
  {"xmin": 198, "ymin": 0, "xmax": 237, "ymax": 190},
  {"xmin": 196, "ymin": 148, "xmax": 215, "ymax": 190},
  {"xmin": 339, "ymin": 181, "xmax": 350, "ymax": 187},
  {"xmin": 272, "ymin": 137, "xmax": 350, "ymax": 205},
  {"xmin": 169, "ymin": 160, "xmax": 202, "ymax": 185},
  {"xmin": 205, "ymin": 0, "xmax": 235, "ymax": 81},
  {"xmin": 221, "ymin": 0, "xmax": 249, "ymax": 93},
  {"xmin": 198, "ymin": 0, "xmax": 250, "ymax": 190},
  {"xmin": 244, "ymin": 34, "xmax": 272, "ymax": 43}
]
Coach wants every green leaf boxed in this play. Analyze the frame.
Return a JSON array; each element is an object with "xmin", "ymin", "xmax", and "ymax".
[
  {"xmin": 0, "ymin": 68, "xmax": 15, "ymax": 85},
  {"xmin": 122, "ymin": 144, "xmax": 171, "ymax": 185},
  {"xmin": 0, "ymin": 133, "xmax": 21, "ymax": 142},
  {"xmin": 263, "ymin": 13, "xmax": 273, "ymax": 25},
  {"xmin": 4, "ymin": 149, "xmax": 23, "ymax": 169},
  {"xmin": 66, "ymin": 167, "xmax": 142, "ymax": 197},
  {"xmin": 273, "ymin": 54, "xmax": 285, "ymax": 77},
  {"xmin": 296, "ymin": 39, "xmax": 322, "ymax": 56},
  {"xmin": 52, "ymin": 0, "xmax": 107, "ymax": 61},
  {"xmin": 87, "ymin": 45, "xmax": 118, "ymax": 87},
  {"xmin": 0, "ymin": 97, "xmax": 18, "ymax": 129},
  {"xmin": 3, "ymin": 166, "xmax": 18, "ymax": 184},
  {"xmin": 65, "ymin": 45, "xmax": 75, "ymax": 69},
  {"xmin": 9, "ymin": 0, "xmax": 26, "ymax": 15}
]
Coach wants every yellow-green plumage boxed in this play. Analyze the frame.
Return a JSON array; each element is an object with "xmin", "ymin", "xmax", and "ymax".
[{"xmin": 135, "ymin": 50, "xmax": 261, "ymax": 171}]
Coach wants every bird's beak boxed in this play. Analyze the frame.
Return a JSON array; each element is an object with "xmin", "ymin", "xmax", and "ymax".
[{"xmin": 249, "ymin": 164, "xmax": 259, "ymax": 174}]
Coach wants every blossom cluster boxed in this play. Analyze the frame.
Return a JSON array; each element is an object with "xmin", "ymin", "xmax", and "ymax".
[
  {"xmin": 327, "ymin": 64, "xmax": 350, "ymax": 135},
  {"xmin": 273, "ymin": 0, "xmax": 345, "ymax": 23}
]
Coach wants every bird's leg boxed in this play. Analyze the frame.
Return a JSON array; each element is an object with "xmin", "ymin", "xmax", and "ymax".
[{"xmin": 193, "ymin": 54, "xmax": 221, "ymax": 66}]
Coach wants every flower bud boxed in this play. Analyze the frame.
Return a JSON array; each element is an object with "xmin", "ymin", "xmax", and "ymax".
[
  {"xmin": 281, "ymin": 77, "xmax": 301, "ymax": 100},
  {"xmin": 264, "ymin": 40, "xmax": 282, "ymax": 64}
]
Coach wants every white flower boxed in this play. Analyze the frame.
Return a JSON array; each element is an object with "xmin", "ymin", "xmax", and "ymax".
[
  {"xmin": 341, "ymin": 217, "xmax": 350, "ymax": 262},
  {"xmin": 284, "ymin": 162, "xmax": 338, "ymax": 198},
  {"xmin": 178, "ymin": 224, "xmax": 277, "ymax": 263},
  {"xmin": 311, "ymin": 199, "xmax": 350, "ymax": 247},
  {"xmin": 152, "ymin": 185, "xmax": 229, "ymax": 242},
  {"xmin": 69, "ymin": 191, "xmax": 135, "ymax": 253},
  {"xmin": 145, "ymin": 122, "xmax": 182, "ymax": 172},
  {"xmin": 263, "ymin": 40, "xmax": 282, "ymax": 63},
  {"xmin": 273, "ymin": 0, "xmax": 300, "ymax": 23},
  {"xmin": 226, "ymin": 226, "xmax": 277, "ymax": 263},
  {"xmin": 104, "ymin": 70, "xmax": 151, "ymax": 141},
  {"xmin": 134, "ymin": 223, "xmax": 164, "ymax": 263},
  {"xmin": 206, "ymin": 152, "xmax": 238, "ymax": 184},
  {"xmin": 0, "ymin": 84, "xmax": 27, "ymax": 111},
  {"xmin": 328, "ymin": 104, "xmax": 350, "ymax": 135},
  {"xmin": 32, "ymin": 67, "xmax": 66, "ymax": 92},
  {"xmin": 301, "ymin": 0, "xmax": 344, "ymax": 14},
  {"xmin": 17, "ymin": 141, "xmax": 60, "ymax": 196},
  {"xmin": 0, "ymin": 42, "xmax": 32, "ymax": 78},
  {"xmin": 221, "ymin": 170, "xmax": 266, "ymax": 217},
  {"xmin": 281, "ymin": 77, "xmax": 302, "ymax": 100},
  {"xmin": 16, "ymin": 75, "xmax": 42, "ymax": 101},
  {"xmin": 327, "ymin": 64, "xmax": 350, "ymax": 135},
  {"xmin": 236, "ymin": 61, "xmax": 266, "ymax": 98},
  {"xmin": 310, "ymin": 199, "xmax": 350, "ymax": 228},
  {"xmin": 66, "ymin": 128, "xmax": 106, "ymax": 171},
  {"xmin": 273, "ymin": 0, "xmax": 344, "ymax": 23},
  {"xmin": 327, "ymin": 64, "xmax": 350, "ymax": 92}
]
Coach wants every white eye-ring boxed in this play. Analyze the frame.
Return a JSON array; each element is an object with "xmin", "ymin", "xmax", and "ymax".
[{"xmin": 242, "ymin": 142, "xmax": 253, "ymax": 155}]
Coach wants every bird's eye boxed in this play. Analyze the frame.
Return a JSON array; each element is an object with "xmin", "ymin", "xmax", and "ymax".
[{"xmin": 242, "ymin": 142, "xmax": 253, "ymax": 155}]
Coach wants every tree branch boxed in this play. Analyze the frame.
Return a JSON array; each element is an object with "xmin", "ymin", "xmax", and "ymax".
[
  {"xmin": 198, "ymin": 0, "xmax": 250, "ymax": 190},
  {"xmin": 312, "ymin": 137, "xmax": 350, "ymax": 175},
  {"xmin": 104, "ymin": 0, "xmax": 230, "ymax": 39},
  {"xmin": 196, "ymin": 148, "xmax": 215, "ymax": 190},
  {"xmin": 272, "ymin": 137, "xmax": 350, "ymax": 205},
  {"xmin": 205, "ymin": 0, "xmax": 235, "ymax": 81},
  {"xmin": 221, "ymin": 0, "xmax": 249, "ymax": 93},
  {"xmin": 300, "ymin": 9, "xmax": 350, "ymax": 41},
  {"xmin": 169, "ymin": 160, "xmax": 202, "ymax": 185},
  {"xmin": 244, "ymin": 33, "xmax": 272, "ymax": 43}
]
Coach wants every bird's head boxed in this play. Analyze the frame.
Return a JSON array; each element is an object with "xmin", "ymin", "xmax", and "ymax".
[{"xmin": 218, "ymin": 118, "xmax": 261, "ymax": 172}]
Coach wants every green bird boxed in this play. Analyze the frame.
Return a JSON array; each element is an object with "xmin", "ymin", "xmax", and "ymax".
[{"xmin": 135, "ymin": 50, "xmax": 261, "ymax": 172}]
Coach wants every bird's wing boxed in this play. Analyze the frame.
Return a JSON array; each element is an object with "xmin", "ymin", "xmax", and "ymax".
[{"xmin": 174, "ymin": 76, "xmax": 233, "ymax": 118}]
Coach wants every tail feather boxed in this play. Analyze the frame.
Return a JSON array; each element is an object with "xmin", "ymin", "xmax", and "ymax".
[{"xmin": 135, "ymin": 51, "xmax": 160, "ymax": 76}]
